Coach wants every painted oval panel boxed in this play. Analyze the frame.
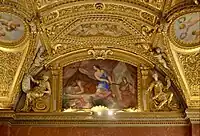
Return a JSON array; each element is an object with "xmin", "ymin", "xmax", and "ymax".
[
  {"xmin": 174, "ymin": 12, "xmax": 200, "ymax": 44},
  {"xmin": 0, "ymin": 12, "xmax": 25, "ymax": 43}
]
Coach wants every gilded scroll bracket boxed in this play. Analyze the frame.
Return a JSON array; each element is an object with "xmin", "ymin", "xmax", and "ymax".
[{"xmin": 87, "ymin": 46, "xmax": 113, "ymax": 60}]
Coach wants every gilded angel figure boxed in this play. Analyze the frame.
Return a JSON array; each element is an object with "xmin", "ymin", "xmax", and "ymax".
[{"xmin": 152, "ymin": 47, "xmax": 169, "ymax": 69}]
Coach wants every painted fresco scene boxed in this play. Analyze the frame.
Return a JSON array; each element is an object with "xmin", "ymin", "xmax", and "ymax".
[
  {"xmin": 62, "ymin": 60, "xmax": 137, "ymax": 110},
  {"xmin": 0, "ymin": 12, "xmax": 24, "ymax": 43},
  {"xmin": 174, "ymin": 12, "xmax": 200, "ymax": 44}
]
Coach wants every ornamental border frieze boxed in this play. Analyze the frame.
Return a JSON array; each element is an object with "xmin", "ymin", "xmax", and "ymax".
[
  {"xmin": 48, "ymin": 16, "xmax": 144, "ymax": 38},
  {"xmin": 165, "ymin": 5, "xmax": 197, "ymax": 20},
  {"xmin": 0, "ymin": 111, "xmax": 189, "ymax": 126},
  {"xmin": 0, "ymin": 111, "xmax": 188, "ymax": 126},
  {"xmin": 1, "ymin": 0, "xmax": 33, "ymax": 17},
  {"xmin": 175, "ymin": 51, "xmax": 200, "ymax": 99},
  {"xmin": 13, "ymin": 112, "xmax": 187, "ymax": 120},
  {"xmin": 51, "ymin": 36, "xmax": 146, "ymax": 47},
  {"xmin": 167, "ymin": 7, "xmax": 200, "ymax": 49},
  {"xmin": 49, "ymin": 43, "xmax": 152, "ymax": 65},
  {"xmin": 188, "ymin": 100, "xmax": 200, "ymax": 109},
  {"xmin": 38, "ymin": 0, "xmax": 161, "ymax": 14},
  {"xmin": 48, "ymin": 16, "xmax": 149, "ymax": 43},
  {"xmin": 0, "ymin": 51, "xmax": 23, "ymax": 100},
  {"xmin": 10, "ymin": 121, "xmax": 189, "ymax": 126},
  {"xmin": 0, "ymin": 1, "xmax": 33, "ymax": 22},
  {"xmin": 51, "ymin": 38, "xmax": 147, "ymax": 54},
  {"xmin": 40, "ymin": 3, "xmax": 157, "ymax": 26}
]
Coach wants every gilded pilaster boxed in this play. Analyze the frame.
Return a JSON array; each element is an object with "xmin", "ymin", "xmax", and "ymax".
[
  {"xmin": 49, "ymin": 64, "xmax": 61, "ymax": 112},
  {"xmin": 140, "ymin": 66, "xmax": 151, "ymax": 111}
]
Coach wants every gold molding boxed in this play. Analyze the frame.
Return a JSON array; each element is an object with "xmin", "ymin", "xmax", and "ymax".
[
  {"xmin": 186, "ymin": 109, "xmax": 200, "ymax": 124},
  {"xmin": 47, "ymin": 48, "xmax": 154, "ymax": 112},
  {"xmin": 0, "ymin": 110, "xmax": 189, "ymax": 126}
]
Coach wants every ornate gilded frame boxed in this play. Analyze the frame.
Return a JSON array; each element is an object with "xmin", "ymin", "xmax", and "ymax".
[{"xmin": 47, "ymin": 47, "xmax": 154, "ymax": 112}]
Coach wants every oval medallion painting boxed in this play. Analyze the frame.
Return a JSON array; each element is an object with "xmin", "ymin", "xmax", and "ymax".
[
  {"xmin": 0, "ymin": 12, "xmax": 25, "ymax": 43},
  {"xmin": 174, "ymin": 12, "xmax": 200, "ymax": 45},
  {"xmin": 62, "ymin": 60, "xmax": 138, "ymax": 111}
]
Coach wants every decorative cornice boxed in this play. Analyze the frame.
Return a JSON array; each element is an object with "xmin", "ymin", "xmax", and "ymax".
[
  {"xmin": 0, "ymin": 110, "xmax": 189, "ymax": 126},
  {"xmin": 186, "ymin": 109, "xmax": 200, "ymax": 124}
]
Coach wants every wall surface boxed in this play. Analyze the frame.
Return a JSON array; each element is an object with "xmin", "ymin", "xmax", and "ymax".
[
  {"xmin": 1, "ymin": 121, "xmax": 200, "ymax": 136},
  {"xmin": 0, "ymin": 125, "xmax": 192, "ymax": 136},
  {"xmin": 192, "ymin": 124, "xmax": 200, "ymax": 136},
  {"xmin": 0, "ymin": 123, "xmax": 10, "ymax": 136}
]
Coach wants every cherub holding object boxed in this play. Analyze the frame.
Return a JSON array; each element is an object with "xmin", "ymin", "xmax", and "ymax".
[{"xmin": 152, "ymin": 47, "xmax": 169, "ymax": 69}]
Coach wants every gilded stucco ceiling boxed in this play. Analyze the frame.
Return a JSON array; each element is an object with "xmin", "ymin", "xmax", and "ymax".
[{"xmin": 0, "ymin": 0, "xmax": 199, "ymax": 112}]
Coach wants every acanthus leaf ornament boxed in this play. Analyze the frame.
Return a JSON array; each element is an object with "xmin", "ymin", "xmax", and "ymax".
[
  {"xmin": 177, "ymin": 52, "xmax": 200, "ymax": 98},
  {"xmin": 88, "ymin": 46, "xmax": 113, "ymax": 60}
]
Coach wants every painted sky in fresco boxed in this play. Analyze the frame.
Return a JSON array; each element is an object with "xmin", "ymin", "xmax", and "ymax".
[
  {"xmin": 0, "ymin": 13, "xmax": 24, "ymax": 43},
  {"xmin": 174, "ymin": 12, "xmax": 200, "ymax": 44}
]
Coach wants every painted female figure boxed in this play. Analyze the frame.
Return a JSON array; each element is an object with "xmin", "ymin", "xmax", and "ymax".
[
  {"xmin": 93, "ymin": 65, "xmax": 112, "ymax": 98},
  {"xmin": 92, "ymin": 65, "xmax": 117, "ymax": 108}
]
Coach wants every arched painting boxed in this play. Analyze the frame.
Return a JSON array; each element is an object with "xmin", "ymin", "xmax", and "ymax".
[
  {"xmin": 174, "ymin": 12, "xmax": 200, "ymax": 44},
  {"xmin": 62, "ymin": 60, "xmax": 137, "ymax": 110},
  {"xmin": 0, "ymin": 12, "xmax": 25, "ymax": 43}
]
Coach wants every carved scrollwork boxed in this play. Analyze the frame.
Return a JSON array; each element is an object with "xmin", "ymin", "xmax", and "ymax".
[
  {"xmin": 142, "ymin": 0, "xmax": 164, "ymax": 9},
  {"xmin": 141, "ymin": 25, "xmax": 154, "ymax": 37},
  {"xmin": 35, "ymin": 0, "xmax": 63, "ymax": 8},
  {"xmin": 41, "ymin": 2, "xmax": 158, "ymax": 26},
  {"xmin": 69, "ymin": 23, "xmax": 130, "ymax": 37},
  {"xmin": 94, "ymin": 3, "xmax": 105, "ymax": 10},
  {"xmin": 88, "ymin": 47, "xmax": 113, "ymax": 60},
  {"xmin": 32, "ymin": 96, "xmax": 50, "ymax": 112},
  {"xmin": 177, "ymin": 52, "xmax": 200, "ymax": 97},
  {"xmin": 0, "ymin": 51, "xmax": 22, "ymax": 98}
]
